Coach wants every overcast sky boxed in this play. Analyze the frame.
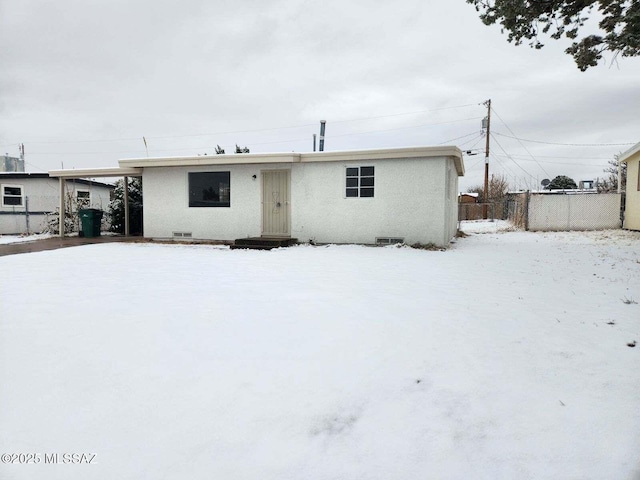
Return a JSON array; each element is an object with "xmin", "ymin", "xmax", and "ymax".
[{"xmin": 1, "ymin": 0, "xmax": 638, "ymax": 191}]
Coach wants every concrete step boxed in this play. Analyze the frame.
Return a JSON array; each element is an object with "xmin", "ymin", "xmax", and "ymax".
[{"xmin": 232, "ymin": 237, "xmax": 298, "ymax": 250}]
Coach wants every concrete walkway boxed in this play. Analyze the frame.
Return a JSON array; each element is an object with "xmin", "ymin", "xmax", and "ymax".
[{"xmin": 0, "ymin": 236, "xmax": 145, "ymax": 257}]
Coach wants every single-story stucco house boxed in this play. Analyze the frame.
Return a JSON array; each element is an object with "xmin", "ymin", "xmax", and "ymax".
[
  {"xmin": 620, "ymin": 141, "xmax": 640, "ymax": 231},
  {"xmin": 1, "ymin": 173, "xmax": 113, "ymax": 235},
  {"xmin": 49, "ymin": 146, "xmax": 464, "ymax": 247}
]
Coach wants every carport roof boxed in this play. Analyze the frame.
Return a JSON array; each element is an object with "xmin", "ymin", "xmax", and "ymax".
[{"xmin": 48, "ymin": 167, "xmax": 143, "ymax": 178}]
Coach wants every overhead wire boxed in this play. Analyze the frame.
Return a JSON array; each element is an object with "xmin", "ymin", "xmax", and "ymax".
[
  {"xmin": 490, "ymin": 133, "xmax": 537, "ymax": 181},
  {"xmin": 493, "ymin": 132, "xmax": 635, "ymax": 147},
  {"xmin": 6, "ymin": 103, "xmax": 482, "ymax": 146},
  {"xmin": 25, "ymin": 116, "xmax": 485, "ymax": 155},
  {"xmin": 490, "ymin": 107, "xmax": 551, "ymax": 177}
]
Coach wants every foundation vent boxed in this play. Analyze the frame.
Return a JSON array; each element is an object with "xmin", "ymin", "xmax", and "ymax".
[
  {"xmin": 375, "ymin": 237, "xmax": 404, "ymax": 245},
  {"xmin": 172, "ymin": 232, "xmax": 193, "ymax": 238}
]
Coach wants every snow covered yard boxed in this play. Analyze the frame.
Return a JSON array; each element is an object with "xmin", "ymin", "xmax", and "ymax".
[
  {"xmin": 0, "ymin": 233, "xmax": 52, "ymax": 245},
  {"xmin": 1, "ymin": 230, "xmax": 639, "ymax": 480}
]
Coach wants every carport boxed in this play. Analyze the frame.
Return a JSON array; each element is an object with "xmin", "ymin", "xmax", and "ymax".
[{"xmin": 48, "ymin": 167, "xmax": 142, "ymax": 237}]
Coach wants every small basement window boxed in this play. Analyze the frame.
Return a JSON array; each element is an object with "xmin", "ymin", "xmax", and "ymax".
[
  {"xmin": 189, "ymin": 172, "xmax": 231, "ymax": 207},
  {"xmin": 346, "ymin": 166, "xmax": 374, "ymax": 198},
  {"xmin": 2, "ymin": 184, "xmax": 23, "ymax": 206}
]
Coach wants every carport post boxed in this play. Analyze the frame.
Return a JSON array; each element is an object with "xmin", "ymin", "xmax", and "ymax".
[
  {"xmin": 124, "ymin": 176, "xmax": 130, "ymax": 237},
  {"xmin": 59, "ymin": 177, "xmax": 65, "ymax": 237}
]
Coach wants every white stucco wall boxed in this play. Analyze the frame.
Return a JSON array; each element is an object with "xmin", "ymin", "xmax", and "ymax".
[
  {"xmin": 142, "ymin": 164, "xmax": 267, "ymax": 240},
  {"xmin": 623, "ymin": 155, "xmax": 640, "ymax": 231},
  {"xmin": 0, "ymin": 176, "xmax": 112, "ymax": 234},
  {"xmin": 142, "ymin": 156, "xmax": 459, "ymax": 246},
  {"xmin": 291, "ymin": 157, "xmax": 452, "ymax": 245}
]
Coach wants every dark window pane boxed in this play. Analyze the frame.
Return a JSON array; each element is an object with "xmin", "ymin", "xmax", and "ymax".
[
  {"xmin": 360, "ymin": 188, "xmax": 374, "ymax": 197},
  {"xmin": 346, "ymin": 167, "xmax": 359, "ymax": 177},
  {"xmin": 346, "ymin": 177, "xmax": 358, "ymax": 188},
  {"xmin": 346, "ymin": 188, "xmax": 358, "ymax": 197},
  {"xmin": 4, "ymin": 186, "xmax": 21, "ymax": 196},
  {"xmin": 360, "ymin": 177, "xmax": 374, "ymax": 187},
  {"xmin": 3, "ymin": 196, "xmax": 22, "ymax": 206},
  {"xmin": 360, "ymin": 166, "xmax": 374, "ymax": 176},
  {"xmin": 189, "ymin": 172, "xmax": 231, "ymax": 207}
]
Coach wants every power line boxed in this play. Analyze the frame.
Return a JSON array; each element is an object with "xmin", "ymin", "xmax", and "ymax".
[
  {"xmin": 493, "ymin": 132, "xmax": 635, "ymax": 147},
  {"xmin": 327, "ymin": 117, "xmax": 483, "ymax": 139},
  {"xmin": 493, "ymin": 154, "xmax": 609, "ymax": 167},
  {"xmin": 329, "ymin": 103, "xmax": 480, "ymax": 125},
  {"xmin": 490, "ymin": 134, "xmax": 537, "ymax": 180},
  {"xmin": 9, "ymin": 103, "xmax": 484, "ymax": 146},
  {"xmin": 490, "ymin": 108, "xmax": 550, "ymax": 177},
  {"xmin": 438, "ymin": 131, "xmax": 479, "ymax": 145},
  {"xmin": 24, "ymin": 117, "xmax": 485, "ymax": 155}
]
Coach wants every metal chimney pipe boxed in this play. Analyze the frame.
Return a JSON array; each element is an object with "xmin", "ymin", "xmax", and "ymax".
[{"xmin": 319, "ymin": 120, "xmax": 326, "ymax": 152}]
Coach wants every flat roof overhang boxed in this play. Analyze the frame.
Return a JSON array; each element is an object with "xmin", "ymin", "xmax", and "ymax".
[
  {"xmin": 117, "ymin": 146, "xmax": 465, "ymax": 176},
  {"xmin": 48, "ymin": 167, "xmax": 143, "ymax": 178},
  {"xmin": 619, "ymin": 141, "xmax": 640, "ymax": 164}
]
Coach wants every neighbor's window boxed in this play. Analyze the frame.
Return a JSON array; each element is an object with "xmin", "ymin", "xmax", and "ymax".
[
  {"xmin": 77, "ymin": 190, "xmax": 90, "ymax": 206},
  {"xmin": 2, "ymin": 184, "xmax": 23, "ymax": 206},
  {"xmin": 189, "ymin": 172, "xmax": 231, "ymax": 207},
  {"xmin": 346, "ymin": 166, "xmax": 374, "ymax": 198}
]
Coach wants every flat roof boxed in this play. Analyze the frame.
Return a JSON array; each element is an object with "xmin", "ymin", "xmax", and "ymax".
[{"xmin": 118, "ymin": 146, "xmax": 465, "ymax": 176}]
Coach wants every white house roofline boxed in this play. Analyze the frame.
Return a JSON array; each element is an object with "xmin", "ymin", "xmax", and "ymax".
[
  {"xmin": 118, "ymin": 146, "xmax": 465, "ymax": 176},
  {"xmin": 619, "ymin": 141, "xmax": 640, "ymax": 164}
]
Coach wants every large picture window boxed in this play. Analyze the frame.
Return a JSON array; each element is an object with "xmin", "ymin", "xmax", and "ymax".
[
  {"xmin": 346, "ymin": 166, "xmax": 374, "ymax": 198},
  {"xmin": 189, "ymin": 172, "xmax": 230, "ymax": 207},
  {"xmin": 2, "ymin": 184, "xmax": 23, "ymax": 206}
]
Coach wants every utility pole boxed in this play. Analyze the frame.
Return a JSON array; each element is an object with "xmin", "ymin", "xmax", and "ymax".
[{"xmin": 483, "ymin": 99, "xmax": 491, "ymax": 219}]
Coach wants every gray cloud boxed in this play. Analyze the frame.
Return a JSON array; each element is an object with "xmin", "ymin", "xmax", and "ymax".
[{"xmin": 1, "ymin": 0, "xmax": 637, "ymax": 190}]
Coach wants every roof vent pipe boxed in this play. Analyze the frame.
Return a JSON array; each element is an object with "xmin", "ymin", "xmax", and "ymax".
[
  {"xmin": 313, "ymin": 134, "xmax": 317, "ymax": 152},
  {"xmin": 319, "ymin": 120, "xmax": 326, "ymax": 152}
]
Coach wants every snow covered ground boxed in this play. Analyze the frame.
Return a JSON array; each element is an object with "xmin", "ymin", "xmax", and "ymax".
[
  {"xmin": 1, "ymin": 230, "xmax": 639, "ymax": 479},
  {"xmin": 459, "ymin": 219, "xmax": 516, "ymax": 234},
  {"xmin": 0, "ymin": 233, "xmax": 52, "ymax": 245}
]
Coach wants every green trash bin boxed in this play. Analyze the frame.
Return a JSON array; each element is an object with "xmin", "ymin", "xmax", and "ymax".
[{"xmin": 79, "ymin": 209, "xmax": 103, "ymax": 238}]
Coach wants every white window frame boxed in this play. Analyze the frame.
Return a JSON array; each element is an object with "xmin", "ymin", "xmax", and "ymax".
[
  {"xmin": 1, "ymin": 183, "xmax": 24, "ymax": 207},
  {"xmin": 76, "ymin": 189, "xmax": 91, "ymax": 206},
  {"xmin": 345, "ymin": 166, "xmax": 375, "ymax": 198}
]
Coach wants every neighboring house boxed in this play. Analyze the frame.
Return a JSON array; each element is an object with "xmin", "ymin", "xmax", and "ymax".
[
  {"xmin": 459, "ymin": 192, "xmax": 478, "ymax": 203},
  {"xmin": 458, "ymin": 192, "xmax": 482, "ymax": 221},
  {"xmin": 111, "ymin": 146, "xmax": 463, "ymax": 247},
  {"xmin": 0, "ymin": 173, "xmax": 113, "ymax": 235},
  {"xmin": 620, "ymin": 141, "xmax": 640, "ymax": 231}
]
